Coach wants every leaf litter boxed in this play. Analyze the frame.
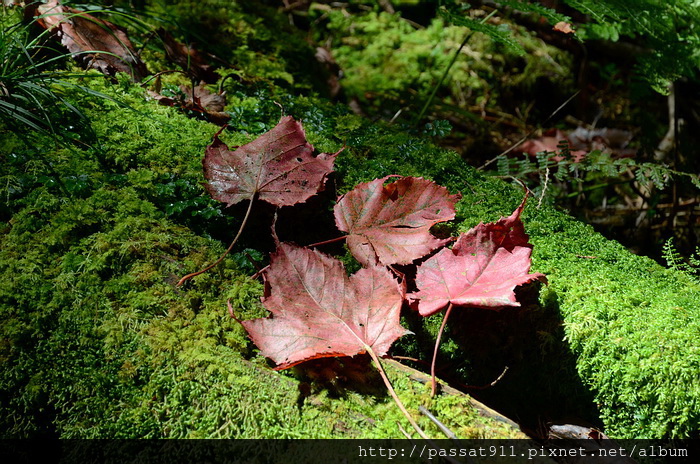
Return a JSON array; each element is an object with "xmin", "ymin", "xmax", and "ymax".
[
  {"xmin": 188, "ymin": 116, "xmax": 544, "ymax": 437},
  {"xmin": 34, "ymin": 0, "xmax": 149, "ymax": 81}
]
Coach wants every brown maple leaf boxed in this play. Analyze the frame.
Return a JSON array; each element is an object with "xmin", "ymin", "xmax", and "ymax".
[
  {"xmin": 409, "ymin": 195, "xmax": 546, "ymax": 317},
  {"xmin": 148, "ymin": 83, "xmax": 230, "ymax": 125},
  {"xmin": 204, "ymin": 116, "xmax": 339, "ymax": 207},
  {"xmin": 334, "ymin": 176, "xmax": 461, "ymax": 266},
  {"xmin": 517, "ymin": 129, "xmax": 587, "ymax": 162},
  {"xmin": 518, "ymin": 127, "xmax": 636, "ymax": 162},
  {"xmin": 156, "ymin": 28, "xmax": 220, "ymax": 84},
  {"xmin": 239, "ymin": 242, "xmax": 409, "ymax": 370},
  {"xmin": 35, "ymin": 0, "xmax": 148, "ymax": 81},
  {"xmin": 178, "ymin": 116, "xmax": 339, "ymax": 286}
]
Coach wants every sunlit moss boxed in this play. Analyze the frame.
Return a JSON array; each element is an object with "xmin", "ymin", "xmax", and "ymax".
[
  {"xmin": 315, "ymin": 9, "xmax": 572, "ymax": 119},
  {"xmin": 1, "ymin": 0, "xmax": 699, "ymax": 441}
]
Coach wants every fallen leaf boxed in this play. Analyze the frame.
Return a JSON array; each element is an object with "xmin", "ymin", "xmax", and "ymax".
[
  {"xmin": 517, "ymin": 127, "xmax": 636, "ymax": 161},
  {"xmin": 240, "ymin": 243, "xmax": 409, "ymax": 369},
  {"xmin": 148, "ymin": 83, "xmax": 230, "ymax": 125},
  {"xmin": 334, "ymin": 176, "xmax": 461, "ymax": 266},
  {"xmin": 187, "ymin": 84, "xmax": 226, "ymax": 112},
  {"xmin": 553, "ymin": 21, "xmax": 575, "ymax": 34},
  {"xmin": 409, "ymin": 195, "xmax": 546, "ymax": 317},
  {"xmin": 568, "ymin": 127, "xmax": 636, "ymax": 157},
  {"xmin": 156, "ymin": 28, "xmax": 220, "ymax": 84},
  {"xmin": 517, "ymin": 129, "xmax": 587, "ymax": 162},
  {"xmin": 35, "ymin": 0, "xmax": 148, "ymax": 81},
  {"xmin": 204, "ymin": 116, "xmax": 338, "ymax": 207}
]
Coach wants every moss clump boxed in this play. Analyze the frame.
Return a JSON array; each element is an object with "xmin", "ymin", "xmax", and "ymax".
[{"xmin": 525, "ymin": 209, "xmax": 700, "ymax": 439}]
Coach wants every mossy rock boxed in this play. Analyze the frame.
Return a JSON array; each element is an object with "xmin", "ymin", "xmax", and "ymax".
[{"xmin": 1, "ymin": 1, "xmax": 698, "ymax": 441}]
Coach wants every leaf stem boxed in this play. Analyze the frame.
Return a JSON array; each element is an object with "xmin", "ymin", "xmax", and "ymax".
[
  {"xmin": 430, "ymin": 302, "xmax": 454, "ymax": 396},
  {"xmin": 307, "ymin": 235, "xmax": 348, "ymax": 248},
  {"xmin": 365, "ymin": 346, "xmax": 430, "ymax": 440},
  {"xmin": 177, "ymin": 195, "xmax": 256, "ymax": 286}
]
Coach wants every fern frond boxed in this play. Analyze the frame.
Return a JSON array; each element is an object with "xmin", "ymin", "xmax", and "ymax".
[
  {"xmin": 663, "ymin": 238, "xmax": 700, "ymax": 284},
  {"xmin": 495, "ymin": 0, "xmax": 570, "ymax": 25},
  {"xmin": 439, "ymin": 5, "xmax": 525, "ymax": 55}
]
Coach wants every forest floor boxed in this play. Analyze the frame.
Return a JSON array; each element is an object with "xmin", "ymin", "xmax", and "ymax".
[{"xmin": 1, "ymin": 0, "xmax": 699, "ymax": 443}]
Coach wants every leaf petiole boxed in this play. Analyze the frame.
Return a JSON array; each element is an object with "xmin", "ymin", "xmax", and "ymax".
[
  {"xmin": 177, "ymin": 194, "xmax": 256, "ymax": 286},
  {"xmin": 430, "ymin": 302, "xmax": 454, "ymax": 396},
  {"xmin": 307, "ymin": 235, "xmax": 348, "ymax": 248},
  {"xmin": 365, "ymin": 344, "xmax": 430, "ymax": 440}
]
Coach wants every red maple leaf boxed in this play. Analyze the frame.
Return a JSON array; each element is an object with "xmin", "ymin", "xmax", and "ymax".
[
  {"xmin": 240, "ymin": 243, "xmax": 409, "ymax": 369},
  {"xmin": 204, "ymin": 116, "xmax": 338, "ymax": 207},
  {"xmin": 409, "ymin": 195, "xmax": 546, "ymax": 317},
  {"xmin": 334, "ymin": 176, "xmax": 461, "ymax": 266}
]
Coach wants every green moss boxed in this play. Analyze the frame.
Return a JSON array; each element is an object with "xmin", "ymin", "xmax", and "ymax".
[
  {"xmin": 315, "ymin": 9, "xmax": 572, "ymax": 119},
  {"xmin": 136, "ymin": 0, "xmax": 328, "ymax": 92},
  {"xmin": 1, "ymin": 0, "xmax": 699, "ymax": 441},
  {"xmin": 525, "ymin": 207, "xmax": 700, "ymax": 438},
  {"xmin": 6, "ymin": 82, "xmax": 698, "ymax": 438}
]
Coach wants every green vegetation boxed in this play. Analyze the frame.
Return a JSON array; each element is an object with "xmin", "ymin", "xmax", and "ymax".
[
  {"xmin": 0, "ymin": 7, "xmax": 93, "ymax": 141},
  {"xmin": 318, "ymin": 8, "xmax": 572, "ymax": 120},
  {"xmin": 1, "ymin": 0, "xmax": 699, "ymax": 441},
  {"xmin": 564, "ymin": 0, "xmax": 700, "ymax": 92},
  {"xmin": 663, "ymin": 238, "xmax": 700, "ymax": 285}
]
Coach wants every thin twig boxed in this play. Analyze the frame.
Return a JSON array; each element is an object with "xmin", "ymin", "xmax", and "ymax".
[
  {"xmin": 419, "ymin": 405, "xmax": 458, "ymax": 440},
  {"xmin": 251, "ymin": 264, "xmax": 270, "ymax": 281},
  {"xmin": 397, "ymin": 423, "xmax": 412, "ymax": 439},
  {"xmin": 307, "ymin": 235, "xmax": 348, "ymax": 248},
  {"xmin": 244, "ymin": 251, "xmax": 263, "ymax": 273},
  {"xmin": 389, "ymin": 108, "xmax": 403, "ymax": 124},
  {"xmin": 390, "ymin": 355, "xmax": 428, "ymax": 366},
  {"xmin": 411, "ymin": 411, "xmax": 467, "ymax": 464},
  {"xmin": 537, "ymin": 166, "xmax": 550, "ymax": 209},
  {"xmin": 464, "ymin": 366, "xmax": 509, "ymax": 390},
  {"xmin": 414, "ymin": 10, "xmax": 498, "ymax": 127},
  {"xmin": 139, "ymin": 69, "xmax": 186, "ymax": 87}
]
